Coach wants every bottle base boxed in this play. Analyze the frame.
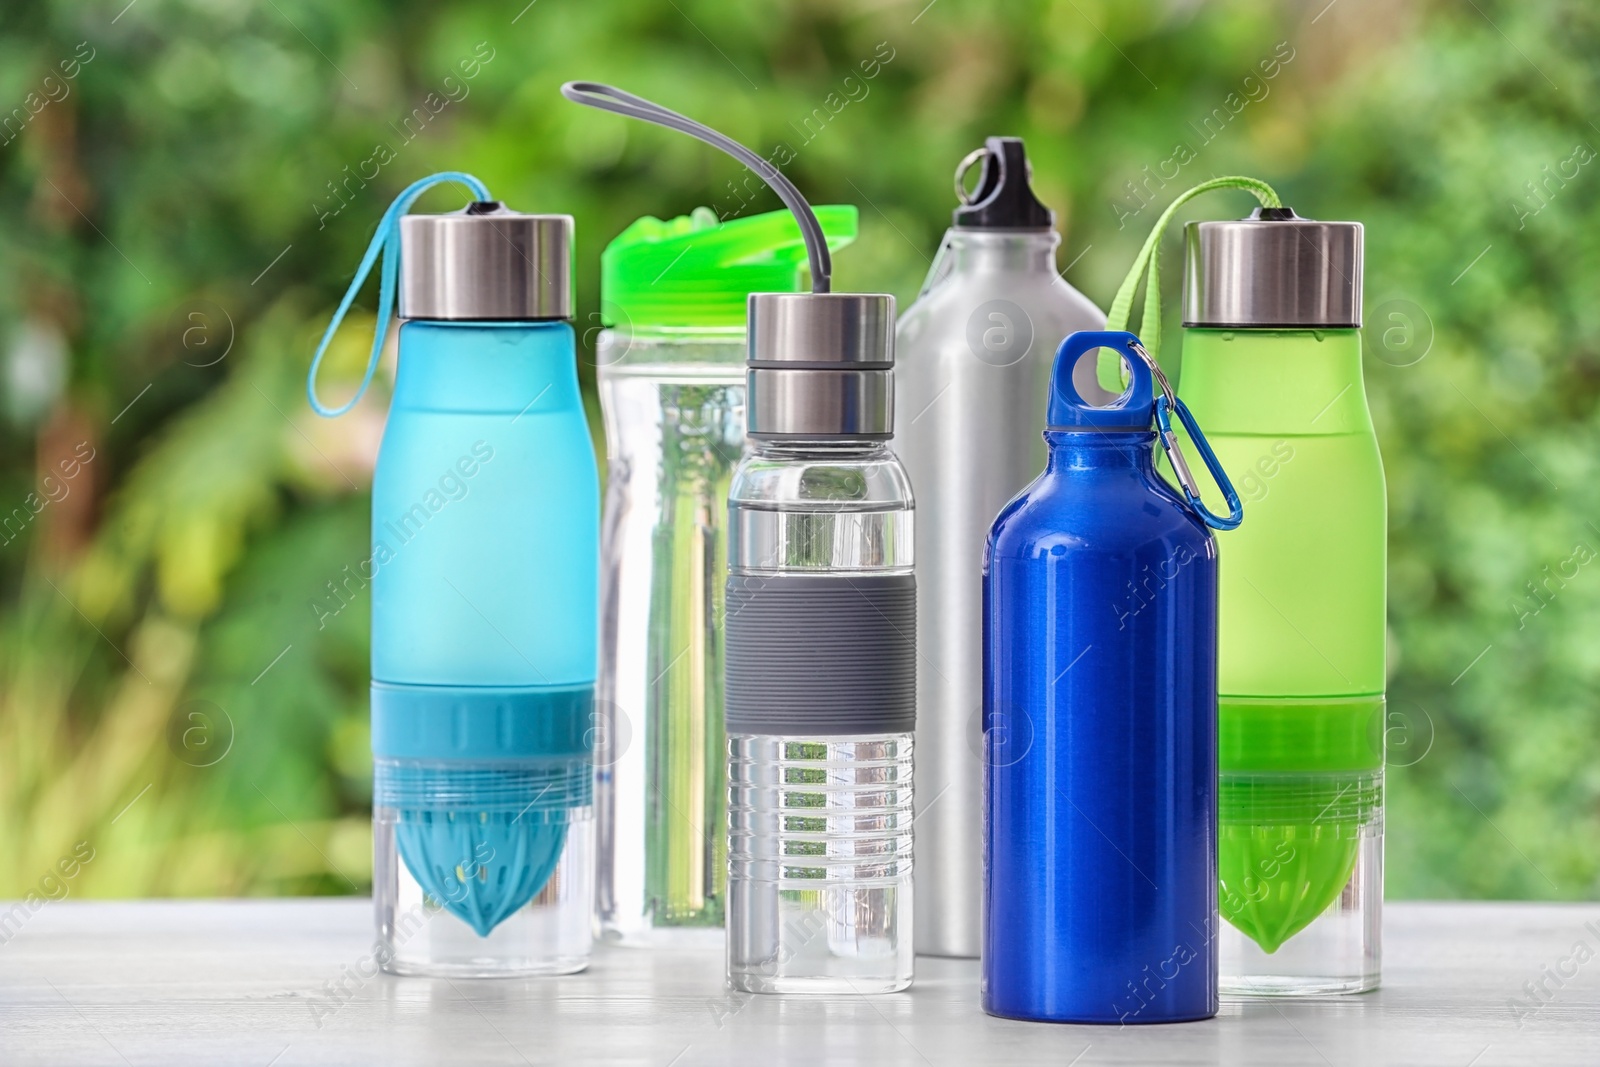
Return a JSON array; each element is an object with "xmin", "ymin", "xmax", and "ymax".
[
  {"xmin": 373, "ymin": 792, "xmax": 595, "ymax": 979},
  {"xmin": 982, "ymin": 1002, "xmax": 1217, "ymax": 1025},
  {"xmin": 1221, "ymin": 973, "xmax": 1378, "ymax": 997},
  {"xmin": 382, "ymin": 956, "xmax": 590, "ymax": 979},
  {"xmin": 1218, "ymin": 806, "xmax": 1382, "ymax": 997},
  {"xmin": 729, "ymin": 973, "xmax": 911, "ymax": 995},
  {"xmin": 726, "ymin": 734, "xmax": 915, "ymax": 998},
  {"xmin": 600, "ymin": 925, "xmax": 726, "ymax": 950}
]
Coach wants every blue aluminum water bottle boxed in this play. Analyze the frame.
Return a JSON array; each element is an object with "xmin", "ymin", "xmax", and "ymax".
[{"xmin": 982, "ymin": 330, "xmax": 1241, "ymax": 1024}]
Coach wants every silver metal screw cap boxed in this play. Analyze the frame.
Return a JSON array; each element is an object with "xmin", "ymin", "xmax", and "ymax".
[
  {"xmin": 1183, "ymin": 207, "xmax": 1363, "ymax": 329},
  {"xmin": 399, "ymin": 202, "xmax": 573, "ymax": 321},
  {"xmin": 745, "ymin": 292, "xmax": 897, "ymax": 438}
]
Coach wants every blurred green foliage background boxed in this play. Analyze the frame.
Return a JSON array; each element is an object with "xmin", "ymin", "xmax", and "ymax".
[{"xmin": 0, "ymin": 0, "xmax": 1595, "ymax": 900}]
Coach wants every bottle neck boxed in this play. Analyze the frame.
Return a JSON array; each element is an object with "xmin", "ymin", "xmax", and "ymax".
[
  {"xmin": 1178, "ymin": 328, "xmax": 1370, "ymax": 436},
  {"xmin": 1044, "ymin": 430, "xmax": 1158, "ymax": 474},
  {"xmin": 393, "ymin": 320, "xmax": 579, "ymax": 414},
  {"xmin": 749, "ymin": 437, "xmax": 893, "ymax": 461},
  {"xmin": 943, "ymin": 228, "xmax": 1060, "ymax": 274}
]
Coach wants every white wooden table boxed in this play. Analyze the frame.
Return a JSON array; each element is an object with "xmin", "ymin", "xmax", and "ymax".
[{"xmin": 0, "ymin": 900, "xmax": 1595, "ymax": 1065}]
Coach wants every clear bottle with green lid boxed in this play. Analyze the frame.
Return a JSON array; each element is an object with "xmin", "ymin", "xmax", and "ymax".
[{"xmin": 593, "ymin": 205, "xmax": 858, "ymax": 943}]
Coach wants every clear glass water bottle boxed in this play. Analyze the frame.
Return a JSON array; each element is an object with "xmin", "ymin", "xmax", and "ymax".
[
  {"xmin": 724, "ymin": 292, "xmax": 915, "ymax": 995},
  {"xmin": 593, "ymin": 205, "xmax": 858, "ymax": 944}
]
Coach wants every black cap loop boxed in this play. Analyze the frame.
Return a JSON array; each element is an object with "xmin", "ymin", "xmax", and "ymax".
[{"xmin": 952, "ymin": 137, "xmax": 1054, "ymax": 229}]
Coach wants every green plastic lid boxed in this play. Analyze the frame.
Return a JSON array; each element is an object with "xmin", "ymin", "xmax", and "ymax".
[{"xmin": 601, "ymin": 205, "xmax": 858, "ymax": 329}]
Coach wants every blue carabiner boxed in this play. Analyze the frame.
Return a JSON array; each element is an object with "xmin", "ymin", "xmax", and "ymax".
[
  {"xmin": 307, "ymin": 171, "xmax": 491, "ymax": 418},
  {"xmin": 1155, "ymin": 393, "xmax": 1243, "ymax": 531}
]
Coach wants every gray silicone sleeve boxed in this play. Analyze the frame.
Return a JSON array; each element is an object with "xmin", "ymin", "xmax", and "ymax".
[{"xmin": 723, "ymin": 573, "xmax": 916, "ymax": 736}]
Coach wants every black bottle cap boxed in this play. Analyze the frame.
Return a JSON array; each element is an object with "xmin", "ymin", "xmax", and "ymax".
[{"xmin": 952, "ymin": 137, "xmax": 1054, "ymax": 229}]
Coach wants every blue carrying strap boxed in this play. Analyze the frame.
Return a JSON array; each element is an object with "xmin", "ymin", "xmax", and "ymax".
[{"xmin": 306, "ymin": 171, "xmax": 492, "ymax": 418}]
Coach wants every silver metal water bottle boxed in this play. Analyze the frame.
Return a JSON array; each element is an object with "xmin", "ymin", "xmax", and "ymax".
[{"xmin": 894, "ymin": 138, "xmax": 1105, "ymax": 958}]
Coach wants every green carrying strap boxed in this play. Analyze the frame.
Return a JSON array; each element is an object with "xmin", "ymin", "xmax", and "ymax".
[{"xmin": 1104, "ymin": 176, "xmax": 1281, "ymax": 381}]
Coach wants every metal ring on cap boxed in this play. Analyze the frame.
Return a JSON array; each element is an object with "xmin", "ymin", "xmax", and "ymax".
[{"xmin": 953, "ymin": 148, "xmax": 988, "ymax": 206}]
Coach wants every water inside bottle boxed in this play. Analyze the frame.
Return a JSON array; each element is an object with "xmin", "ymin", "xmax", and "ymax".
[
  {"xmin": 726, "ymin": 734, "xmax": 914, "ymax": 994},
  {"xmin": 597, "ymin": 365, "xmax": 744, "ymax": 934}
]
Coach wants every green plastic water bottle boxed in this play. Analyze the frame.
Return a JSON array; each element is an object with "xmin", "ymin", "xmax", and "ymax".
[{"xmin": 1178, "ymin": 207, "xmax": 1384, "ymax": 995}]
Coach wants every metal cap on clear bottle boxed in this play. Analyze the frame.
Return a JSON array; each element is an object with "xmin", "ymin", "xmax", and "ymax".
[
  {"xmin": 745, "ymin": 292, "xmax": 896, "ymax": 438},
  {"xmin": 1183, "ymin": 207, "xmax": 1362, "ymax": 329},
  {"xmin": 400, "ymin": 202, "xmax": 574, "ymax": 321}
]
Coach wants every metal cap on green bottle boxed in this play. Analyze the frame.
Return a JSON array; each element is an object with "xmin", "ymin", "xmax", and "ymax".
[{"xmin": 1182, "ymin": 207, "xmax": 1362, "ymax": 329}]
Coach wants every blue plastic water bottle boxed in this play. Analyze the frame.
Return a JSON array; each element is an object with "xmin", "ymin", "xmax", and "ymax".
[
  {"xmin": 982, "ymin": 330, "xmax": 1241, "ymax": 1023},
  {"xmin": 308, "ymin": 173, "xmax": 598, "ymax": 977}
]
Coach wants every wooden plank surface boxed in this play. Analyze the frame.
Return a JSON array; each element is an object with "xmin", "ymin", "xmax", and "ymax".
[{"xmin": 0, "ymin": 900, "xmax": 1595, "ymax": 1065}]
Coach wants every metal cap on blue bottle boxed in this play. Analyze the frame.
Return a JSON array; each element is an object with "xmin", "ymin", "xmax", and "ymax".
[{"xmin": 400, "ymin": 202, "xmax": 574, "ymax": 321}]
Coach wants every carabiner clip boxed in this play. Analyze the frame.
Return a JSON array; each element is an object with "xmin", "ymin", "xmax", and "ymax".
[{"xmin": 1129, "ymin": 339, "xmax": 1244, "ymax": 532}]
